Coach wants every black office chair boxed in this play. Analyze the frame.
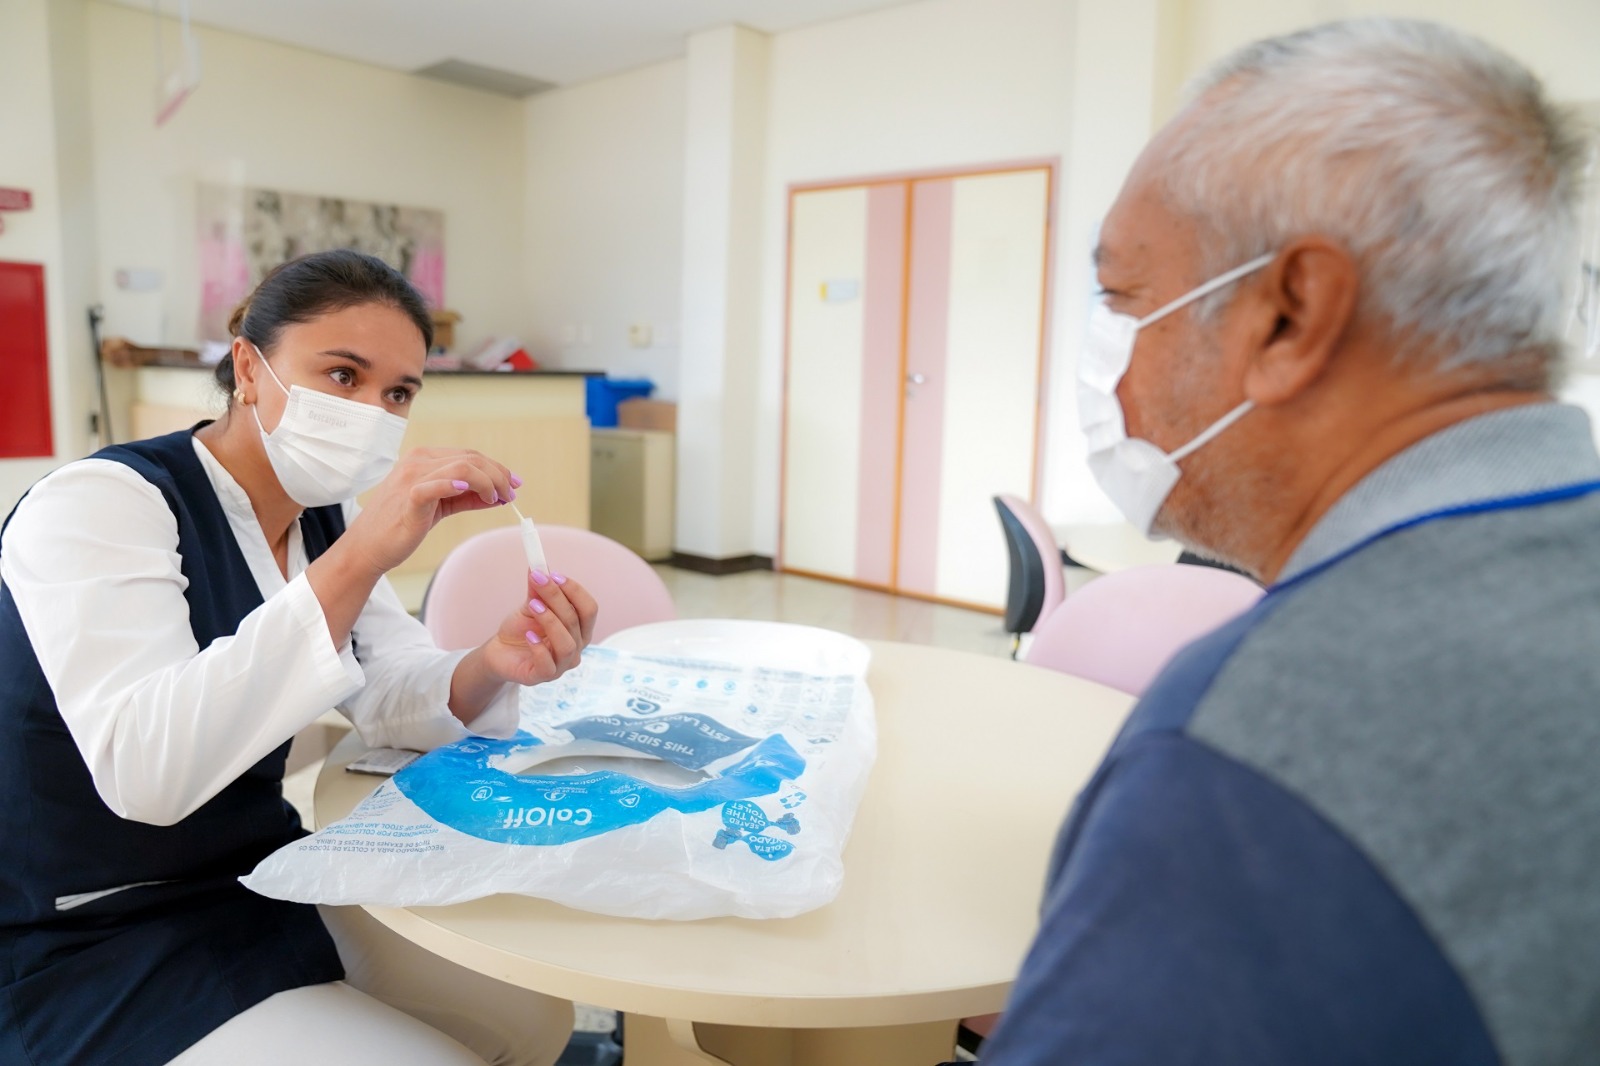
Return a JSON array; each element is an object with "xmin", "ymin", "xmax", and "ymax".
[
  {"xmin": 1176, "ymin": 549, "xmax": 1255, "ymax": 579},
  {"xmin": 994, "ymin": 495, "xmax": 1077, "ymax": 658}
]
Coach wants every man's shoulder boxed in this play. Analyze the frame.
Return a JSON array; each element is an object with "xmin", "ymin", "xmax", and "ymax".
[
  {"xmin": 987, "ymin": 726, "xmax": 1498, "ymax": 1066},
  {"xmin": 1180, "ymin": 491, "xmax": 1600, "ymax": 1066},
  {"xmin": 1190, "ymin": 486, "xmax": 1600, "ymax": 772}
]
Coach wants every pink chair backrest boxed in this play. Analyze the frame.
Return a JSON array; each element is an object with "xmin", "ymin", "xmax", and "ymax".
[
  {"xmin": 422, "ymin": 525, "xmax": 677, "ymax": 650},
  {"xmin": 996, "ymin": 493, "xmax": 1066, "ymax": 626},
  {"xmin": 1024, "ymin": 563, "xmax": 1263, "ymax": 695}
]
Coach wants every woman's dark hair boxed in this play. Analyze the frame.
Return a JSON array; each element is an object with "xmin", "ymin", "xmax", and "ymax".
[{"xmin": 215, "ymin": 249, "xmax": 433, "ymax": 397}]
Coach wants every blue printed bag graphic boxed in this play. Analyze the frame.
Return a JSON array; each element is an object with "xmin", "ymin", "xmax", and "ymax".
[{"xmin": 244, "ymin": 628, "xmax": 876, "ymax": 920}]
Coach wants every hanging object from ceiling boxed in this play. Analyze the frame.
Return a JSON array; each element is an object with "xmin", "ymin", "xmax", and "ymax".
[{"xmin": 152, "ymin": 0, "xmax": 201, "ymax": 127}]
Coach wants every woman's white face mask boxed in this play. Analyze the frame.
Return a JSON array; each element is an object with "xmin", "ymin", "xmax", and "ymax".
[
  {"xmin": 1077, "ymin": 253, "xmax": 1275, "ymax": 537},
  {"xmin": 248, "ymin": 343, "xmax": 408, "ymax": 507}
]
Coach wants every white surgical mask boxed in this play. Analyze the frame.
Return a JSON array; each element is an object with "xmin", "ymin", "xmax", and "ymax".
[
  {"xmin": 248, "ymin": 344, "xmax": 408, "ymax": 507},
  {"xmin": 1077, "ymin": 253, "xmax": 1276, "ymax": 536}
]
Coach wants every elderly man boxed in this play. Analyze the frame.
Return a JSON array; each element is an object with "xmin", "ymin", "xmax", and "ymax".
[{"xmin": 975, "ymin": 18, "xmax": 1596, "ymax": 1066}]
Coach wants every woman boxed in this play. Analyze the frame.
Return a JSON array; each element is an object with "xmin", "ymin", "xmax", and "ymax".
[{"xmin": 0, "ymin": 250, "xmax": 593, "ymax": 1066}]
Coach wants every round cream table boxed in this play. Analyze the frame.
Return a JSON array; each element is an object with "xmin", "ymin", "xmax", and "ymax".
[{"xmin": 315, "ymin": 638, "xmax": 1134, "ymax": 1066}]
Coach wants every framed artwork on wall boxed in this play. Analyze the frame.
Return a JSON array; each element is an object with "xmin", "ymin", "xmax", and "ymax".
[{"xmin": 196, "ymin": 184, "xmax": 445, "ymax": 341}]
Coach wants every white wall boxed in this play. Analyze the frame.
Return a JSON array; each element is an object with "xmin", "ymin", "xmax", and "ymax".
[
  {"xmin": 676, "ymin": 27, "xmax": 770, "ymax": 559},
  {"xmin": 752, "ymin": 0, "xmax": 1079, "ymax": 554},
  {"xmin": 0, "ymin": 0, "xmax": 97, "ymax": 515},
  {"xmin": 17, "ymin": 0, "xmax": 1595, "ymax": 545},
  {"xmin": 522, "ymin": 60, "xmax": 686, "ymax": 396},
  {"xmin": 86, "ymin": 0, "xmax": 527, "ymax": 357}
]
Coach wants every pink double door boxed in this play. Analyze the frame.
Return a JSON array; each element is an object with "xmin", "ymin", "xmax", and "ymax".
[{"xmin": 780, "ymin": 165, "xmax": 1053, "ymax": 610}]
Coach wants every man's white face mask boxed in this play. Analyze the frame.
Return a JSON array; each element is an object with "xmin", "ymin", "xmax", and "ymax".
[
  {"xmin": 248, "ymin": 343, "xmax": 409, "ymax": 508},
  {"xmin": 1077, "ymin": 253, "xmax": 1276, "ymax": 537}
]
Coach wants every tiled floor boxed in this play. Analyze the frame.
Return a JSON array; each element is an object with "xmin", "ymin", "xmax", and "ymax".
[{"xmin": 650, "ymin": 565, "xmax": 1018, "ymax": 658}]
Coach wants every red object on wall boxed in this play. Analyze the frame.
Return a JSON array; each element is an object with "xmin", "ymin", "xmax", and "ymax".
[
  {"xmin": 0, "ymin": 188, "xmax": 32, "ymax": 211},
  {"xmin": 0, "ymin": 261, "xmax": 54, "ymax": 459}
]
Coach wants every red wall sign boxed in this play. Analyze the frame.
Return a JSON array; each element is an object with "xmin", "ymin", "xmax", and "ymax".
[
  {"xmin": 0, "ymin": 188, "xmax": 32, "ymax": 212},
  {"xmin": 0, "ymin": 261, "xmax": 54, "ymax": 458}
]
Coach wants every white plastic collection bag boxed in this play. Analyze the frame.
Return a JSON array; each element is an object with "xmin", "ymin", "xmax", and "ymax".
[{"xmin": 243, "ymin": 623, "xmax": 876, "ymax": 920}]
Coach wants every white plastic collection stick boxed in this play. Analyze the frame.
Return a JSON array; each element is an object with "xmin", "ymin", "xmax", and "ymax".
[{"xmin": 509, "ymin": 501, "xmax": 548, "ymax": 576}]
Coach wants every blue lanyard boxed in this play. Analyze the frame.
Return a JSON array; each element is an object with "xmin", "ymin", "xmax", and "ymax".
[{"xmin": 1268, "ymin": 478, "xmax": 1600, "ymax": 597}]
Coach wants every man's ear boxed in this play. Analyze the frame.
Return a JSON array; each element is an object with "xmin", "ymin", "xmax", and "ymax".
[{"xmin": 1238, "ymin": 236, "xmax": 1359, "ymax": 407}]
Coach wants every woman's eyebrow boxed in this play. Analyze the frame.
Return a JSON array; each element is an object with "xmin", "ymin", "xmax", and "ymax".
[
  {"xmin": 319, "ymin": 348, "xmax": 423, "ymax": 390},
  {"xmin": 319, "ymin": 348, "xmax": 372, "ymax": 368}
]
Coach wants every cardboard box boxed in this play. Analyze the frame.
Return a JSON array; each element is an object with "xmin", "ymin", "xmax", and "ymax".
[
  {"xmin": 430, "ymin": 309, "xmax": 462, "ymax": 351},
  {"xmin": 617, "ymin": 398, "xmax": 677, "ymax": 432}
]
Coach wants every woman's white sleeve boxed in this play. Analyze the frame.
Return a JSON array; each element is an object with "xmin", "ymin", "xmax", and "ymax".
[
  {"xmin": 0, "ymin": 460, "xmax": 365, "ymax": 826},
  {"xmin": 336, "ymin": 572, "xmax": 521, "ymax": 751}
]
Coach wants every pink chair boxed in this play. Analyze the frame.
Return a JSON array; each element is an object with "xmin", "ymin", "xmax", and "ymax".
[
  {"xmin": 1024, "ymin": 562, "xmax": 1263, "ymax": 695},
  {"xmin": 994, "ymin": 494, "xmax": 1068, "ymax": 656},
  {"xmin": 421, "ymin": 525, "xmax": 677, "ymax": 650}
]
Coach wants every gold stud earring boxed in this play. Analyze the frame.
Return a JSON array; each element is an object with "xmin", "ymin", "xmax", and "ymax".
[{"xmin": 234, "ymin": 389, "xmax": 244, "ymax": 403}]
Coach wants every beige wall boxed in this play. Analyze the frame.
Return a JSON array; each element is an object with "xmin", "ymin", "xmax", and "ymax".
[
  {"xmin": 753, "ymin": 0, "xmax": 1083, "ymax": 552},
  {"xmin": 86, "ymin": 0, "xmax": 528, "ymax": 357},
  {"xmin": 0, "ymin": 0, "xmax": 97, "ymax": 515},
  {"xmin": 522, "ymin": 60, "xmax": 686, "ymax": 395},
  {"xmin": 513, "ymin": 0, "xmax": 1600, "ymax": 555},
  {"xmin": 8, "ymin": 0, "xmax": 1599, "ymax": 535}
]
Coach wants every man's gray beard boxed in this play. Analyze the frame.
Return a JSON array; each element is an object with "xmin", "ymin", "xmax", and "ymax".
[{"xmin": 1151, "ymin": 461, "xmax": 1272, "ymax": 581}]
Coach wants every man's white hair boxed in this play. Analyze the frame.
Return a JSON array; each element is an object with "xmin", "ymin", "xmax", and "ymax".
[{"xmin": 1165, "ymin": 18, "xmax": 1593, "ymax": 383}]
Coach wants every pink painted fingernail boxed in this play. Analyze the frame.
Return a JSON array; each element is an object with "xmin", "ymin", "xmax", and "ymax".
[
  {"xmin": 525, "ymin": 630, "xmax": 542, "ymax": 645},
  {"xmin": 529, "ymin": 598, "xmax": 547, "ymax": 615},
  {"xmin": 451, "ymin": 480, "xmax": 469, "ymax": 491},
  {"xmin": 508, "ymin": 488, "xmax": 518, "ymax": 501},
  {"xmin": 491, "ymin": 490, "xmax": 501, "ymax": 504},
  {"xmin": 510, "ymin": 473, "xmax": 524, "ymax": 488},
  {"xmin": 530, "ymin": 569, "xmax": 549, "ymax": 586},
  {"xmin": 552, "ymin": 573, "xmax": 568, "ymax": 585}
]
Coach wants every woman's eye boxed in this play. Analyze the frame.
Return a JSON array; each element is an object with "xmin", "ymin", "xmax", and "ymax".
[
  {"xmin": 386, "ymin": 388, "xmax": 414, "ymax": 406},
  {"xmin": 330, "ymin": 368, "xmax": 356, "ymax": 386}
]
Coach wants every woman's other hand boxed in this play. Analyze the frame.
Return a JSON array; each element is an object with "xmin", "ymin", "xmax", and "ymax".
[
  {"xmin": 343, "ymin": 447, "xmax": 518, "ymax": 575},
  {"xmin": 446, "ymin": 570, "xmax": 599, "ymax": 722},
  {"xmin": 481, "ymin": 570, "xmax": 599, "ymax": 687}
]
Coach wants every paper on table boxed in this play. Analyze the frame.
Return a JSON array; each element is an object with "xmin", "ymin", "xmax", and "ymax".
[{"xmin": 509, "ymin": 502, "xmax": 548, "ymax": 575}]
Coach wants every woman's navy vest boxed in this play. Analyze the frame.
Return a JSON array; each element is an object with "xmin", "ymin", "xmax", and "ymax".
[{"xmin": 0, "ymin": 428, "xmax": 345, "ymax": 1065}]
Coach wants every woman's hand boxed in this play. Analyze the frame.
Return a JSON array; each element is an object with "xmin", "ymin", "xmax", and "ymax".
[
  {"xmin": 343, "ymin": 447, "xmax": 518, "ymax": 575},
  {"xmin": 482, "ymin": 570, "xmax": 599, "ymax": 686},
  {"xmin": 447, "ymin": 570, "xmax": 600, "ymax": 721},
  {"xmin": 308, "ymin": 448, "xmax": 518, "ymax": 653}
]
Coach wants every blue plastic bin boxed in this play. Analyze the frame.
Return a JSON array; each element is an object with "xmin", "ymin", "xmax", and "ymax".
[{"xmin": 586, "ymin": 377, "xmax": 656, "ymax": 428}]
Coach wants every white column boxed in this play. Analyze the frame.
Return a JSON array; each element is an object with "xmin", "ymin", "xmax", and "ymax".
[
  {"xmin": 675, "ymin": 25, "xmax": 770, "ymax": 560},
  {"xmin": 1038, "ymin": 0, "xmax": 1165, "ymax": 525}
]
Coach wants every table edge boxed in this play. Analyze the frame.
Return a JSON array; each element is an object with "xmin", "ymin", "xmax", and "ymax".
[{"xmin": 364, "ymin": 903, "xmax": 1014, "ymax": 1026}]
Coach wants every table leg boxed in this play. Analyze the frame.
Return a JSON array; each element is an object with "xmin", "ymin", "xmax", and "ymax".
[
  {"xmin": 786, "ymin": 1021, "xmax": 959, "ymax": 1066},
  {"xmin": 623, "ymin": 1015, "xmax": 959, "ymax": 1066},
  {"xmin": 623, "ymin": 1016, "xmax": 784, "ymax": 1066},
  {"xmin": 665, "ymin": 1018, "xmax": 736, "ymax": 1065}
]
